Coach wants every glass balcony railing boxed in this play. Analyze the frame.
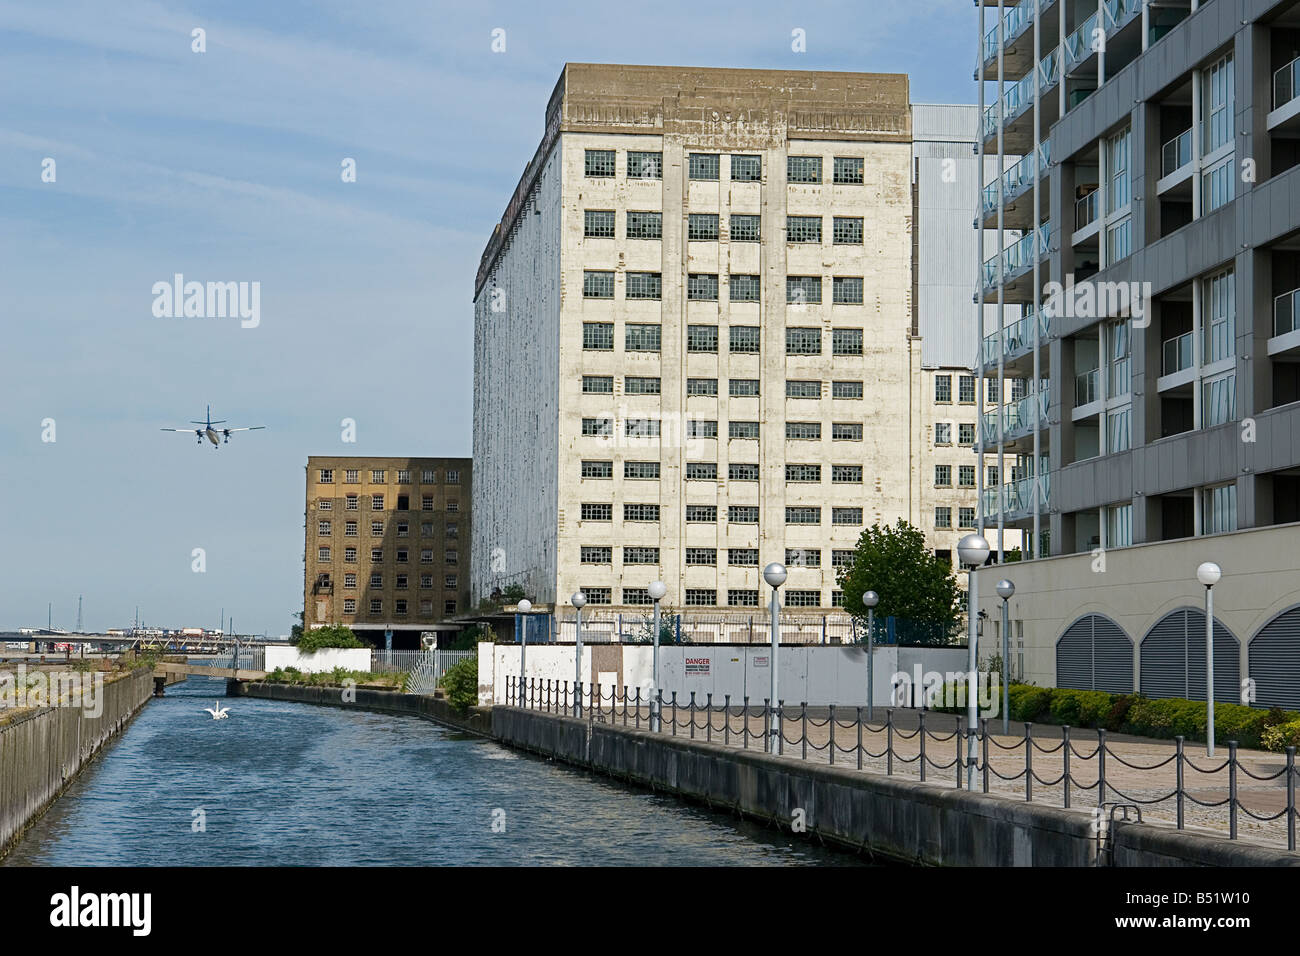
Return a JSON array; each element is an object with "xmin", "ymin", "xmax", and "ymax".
[
  {"xmin": 1063, "ymin": 11, "xmax": 1100, "ymax": 66},
  {"xmin": 1161, "ymin": 128, "xmax": 1192, "ymax": 176},
  {"xmin": 981, "ymin": 307, "xmax": 1052, "ymax": 367},
  {"xmin": 982, "ymin": 1, "xmax": 1035, "ymax": 63},
  {"xmin": 983, "ymin": 473, "xmax": 1052, "ymax": 519},
  {"xmin": 1103, "ymin": 0, "xmax": 1143, "ymax": 33},
  {"xmin": 982, "ymin": 46, "xmax": 1061, "ymax": 139},
  {"xmin": 1075, "ymin": 189, "xmax": 1099, "ymax": 231},
  {"xmin": 1162, "ymin": 331, "xmax": 1193, "ymax": 375},
  {"xmin": 982, "ymin": 143, "xmax": 1051, "ymax": 217},
  {"xmin": 1276, "ymin": 288, "xmax": 1300, "ymax": 337},
  {"xmin": 982, "ymin": 225, "xmax": 1052, "ymax": 288},
  {"xmin": 1075, "ymin": 368, "xmax": 1100, "ymax": 407},
  {"xmin": 1275, "ymin": 56, "xmax": 1300, "ymax": 111},
  {"xmin": 981, "ymin": 387, "xmax": 1049, "ymax": 444}
]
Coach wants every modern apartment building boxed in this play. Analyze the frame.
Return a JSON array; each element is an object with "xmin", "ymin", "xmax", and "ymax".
[
  {"xmin": 304, "ymin": 456, "xmax": 471, "ymax": 647},
  {"xmin": 472, "ymin": 65, "xmax": 1016, "ymax": 615},
  {"xmin": 974, "ymin": 0, "xmax": 1300, "ymax": 708}
]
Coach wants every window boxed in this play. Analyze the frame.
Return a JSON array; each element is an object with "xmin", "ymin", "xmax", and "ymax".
[
  {"xmin": 627, "ymin": 151, "xmax": 662, "ymax": 179},
  {"xmin": 344, "ymin": 547, "xmax": 357, "ymax": 561},
  {"xmin": 832, "ymin": 276, "xmax": 864, "ymax": 304},
  {"xmin": 731, "ymin": 155, "xmax": 761, "ymax": 181},
  {"xmin": 935, "ymin": 423, "xmax": 951, "ymax": 445},
  {"xmin": 935, "ymin": 375, "xmax": 952, "ymax": 402},
  {"xmin": 832, "ymin": 380, "xmax": 863, "ymax": 399},
  {"xmin": 396, "ymin": 494, "xmax": 409, "ymax": 511},
  {"xmin": 987, "ymin": 379, "xmax": 1000, "ymax": 404},
  {"xmin": 685, "ymin": 548, "xmax": 717, "ymax": 566},
  {"xmin": 729, "ymin": 326, "xmax": 760, "ymax": 353},
  {"xmin": 832, "ymin": 465, "xmax": 863, "ymax": 483},
  {"xmin": 421, "ymin": 524, "xmax": 434, "ymax": 538},
  {"xmin": 686, "ymin": 378, "xmax": 718, "ymax": 396},
  {"xmin": 686, "ymin": 505, "xmax": 717, "ymax": 522},
  {"xmin": 582, "ymin": 375, "xmax": 613, "ymax": 394},
  {"xmin": 786, "ymin": 463, "xmax": 821, "ymax": 482},
  {"xmin": 1107, "ymin": 217, "xmax": 1133, "ymax": 262},
  {"xmin": 318, "ymin": 499, "xmax": 332, "ymax": 511},
  {"xmin": 443, "ymin": 600, "xmax": 457, "ymax": 614},
  {"xmin": 958, "ymin": 507, "xmax": 976, "ymax": 529},
  {"xmin": 1202, "ymin": 482, "xmax": 1237, "ymax": 534},
  {"xmin": 624, "ymin": 461, "xmax": 660, "ymax": 479},
  {"xmin": 689, "ymin": 153, "xmax": 720, "ymax": 180},
  {"xmin": 728, "ymin": 589, "xmax": 759, "ymax": 607},
  {"xmin": 959, "ymin": 423, "xmax": 975, "ymax": 445},
  {"xmin": 344, "ymin": 599, "xmax": 356, "ymax": 613},
  {"xmin": 786, "ymin": 506, "xmax": 820, "ymax": 524},
  {"xmin": 832, "ymin": 549, "xmax": 854, "ymax": 569},
  {"xmin": 371, "ymin": 469, "xmax": 386, "ymax": 483},
  {"xmin": 396, "ymin": 522, "xmax": 409, "ymax": 537},
  {"xmin": 1203, "ymin": 373, "xmax": 1236, "ymax": 427},
  {"xmin": 832, "ymin": 328, "xmax": 863, "ymax": 355},
  {"xmin": 730, "ymin": 214, "xmax": 760, "ymax": 241},
  {"xmin": 625, "ymin": 376, "xmax": 661, "ymax": 395},
  {"xmin": 988, "ymin": 466, "xmax": 999, "ymax": 486},
  {"xmin": 935, "ymin": 507, "xmax": 951, "ymax": 528},
  {"xmin": 623, "ymin": 546, "xmax": 660, "ymax": 564},
  {"xmin": 371, "ymin": 547, "xmax": 384, "ymax": 562},
  {"xmin": 831, "ymin": 591, "xmax": 845, "ymax": 608},
  {"xmin": 368, "ymin": 599, "xmax": 382, "ymax": 614},
  {"xmin": 344, "ymin": 572, "xmax": 356, "ymax": 588},
  {"xmin": 582, "ymin": 460, "xmax": 612, "ymax": 478},
  {"xmin": 833, "ymin": 156, "xmax": 864, "ymax": 184},
  {"xmin": 687, "ymin": 325, "xmax": 718, "ymax": 352},
  {"xmin": 396, "ymin": 574, "xmax": 409, "ymax": 590},
  {"xmin": 787, "ymin": 155, "xmax": 822, "ymax": 183},
  {"xmin": 623, "ymin": 588, "xmax": 652, "ymax": 606},
  {"xmin": 624, "ymin": 503, "xmax": 660, "ymax": 522},
  {"xmin": 625, "ymin": 324, "xmax": 661, "ymax": 351},
  {"xmin": 685, "ymin": 461, "xmax": 717, "ymax": 479},
  {"xmin": 420, "ymin": 495, "xmax": 434, "ymax": 510},
  {"xmin": 786, "ymin": 548, "xmax": 820, "ymax": 567},
  {"xmin": 627, "ymin": 211, "xmax": 662, "ymax": 239},
  {"xmin": 581, "ymin": 503, "xmax": 613, "ymax": 521},
  {"xmin": 581, "ymin": 417, "xmax": 613, "ymax": 437},
  {"xmin": 420, "ymin": 469, "xmax": 434, "ymax": 483},
  {"xmin": 787, "ymin": 276, "xmax": 822, "ymax": 304},
  {"xmin": 1107, "ymin": 407, "xmax": 1131, "ymax": 453},
  {"xmin": 318, "ymin": 546, "xmax": 331, "ymax": 561},
  {"xmin": 729, "ymin": 274, "xmax": 760, "ymax": 303},
  {"xmin": 832, "ymin": 507, "xmax": 863, "ymax": 526},
  {"xmin": 728, "ymin": 505, "xmax": 759, "ymax": 523},
  {"xmin": 686, "ymin": 419, "xmax": 718, "ymax": 439},
  {"xmin": 1203, "ymin": 54, "xmax": 1234, "ymax": 154},
  {"xmin": 626, "ymin": 272, "xmax": 662, "ymax": 300},
  {"xmin": 584, "ymin": 210, "xmax": 615, "ymax": 238},
  {"xmin": 786, "ymin": 328, "xmax": 821, "ymax": 355},
  {"xmin": 832, "ymin": 217, "xmax": 863, "ymax": 244},
  {"xmin": 958, "ymin": 375, "xmax": 976, "ymax": 403},
  {"xmin": 370, "ymin": 494, "xmax": 384, "ymax": 511},
  {"xmin": 582, "ymin": 271, "xmax": 614, "ymax": 300},
  {"xmin": 318, "ymin": 520, "xmax": 331, "ymax": 535},
  {"xmin": 420, "ymin": 550, "xmax": 432, "ymax": 563},
  {"xmin": 1108, "ymin": 127, "xmax": 1131, "ymax": 213},
  {"xmin": 688, "ymin": 214, "xmax": 719, "ymax": 241},
  {"xmin": 1106, "ymin": 503, "xmax": 1133, "ymax": 548},
  {"xmin": 832, "ymin": 423, "xmax": 862, "ymax": 441},
  {"xmin": 729, "ymin": 421, "xmax": 760, "ymax": 439},
  {"xmin": 319, "ymin": 468, "xmax": 333, "ymax": 483},
  {"xmin": 346, "ymin": 495, "xmax": 358, "ymax": 511},
  {"xmin": 935, "ymin": 465, "xmax": 952, "ymax": 487},
  {"xmin": 787, "ymin": 216, "xmax": 822, "ymax": 243},
  {"xmin": 1203, "ymin": 269, "xmax": 1235, "ymax": 364},
  {"xmin": 786, "ymin": 590, "xmax": 821, "ymax": 607},
  {"xmin": 625, "ymin": 418, "xmax": 660, "ymax": 438},
  {"xmin": 582, "ymin": 323, "xmax": 614, "ymax": 352},
  {"xmin": 786, "ymin": 380, "xmax": 820, "ymax": 398},
  {"xmin": 370, "ymin": 573, "xmax": 383, "ymax": 588},
  {"xmin": 959, "ymin": 465, "xmax": 976, "ymax": 488},
  {"xmin": 345, "ymin": 521, "xmax": 358, "ymax": 536},
  {"xmin": 687, "ymin": 272, "xmax": 720, "ymax": 301},
  {"xmin": 445, "ymin": 550, "xmax": 458, "ymax": 564},
  {"xmin": 728, "ymin": 548, "xmax": 759, "ymax": 565},
  {"xmin": 584, "ymin": 588, "xmax": 612, "ymax": 605},
  {"xmin": 729, "ymin": 379, "xmax": 759, "ymax": 397},
  {"xmin": 585, "ymin": 149, "xmax": 615, "ymax": 177},
  {"xmin": 345, "ymin": 470, "xmax": 359, "ymax": 483},
  {"xmin": 728, "ymin": 463, "xmax": 759, "ymax": 480},
  {"xmin": 786, "ymin": 421, "xmax": 821, "ymax": 440}
]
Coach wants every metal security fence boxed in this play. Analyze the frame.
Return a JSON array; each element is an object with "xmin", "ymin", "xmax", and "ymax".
[
  {"xmin": 372, "ymin": 648, "xmax": 474, "ymax": 675},
  {"xmin": 404, "ymin": 648, "xmax": 476, "ymax": 695},
  {"xmin": 547, "ymin": 612, "xmax": 960, "ymax": 646},
  {"xmin": 191, "ymin": 644, "xmax": 265, "ymax": 675},
  {"xmin": 505, "ymin": 677, "xmax": 1300, "ymax": 851}
]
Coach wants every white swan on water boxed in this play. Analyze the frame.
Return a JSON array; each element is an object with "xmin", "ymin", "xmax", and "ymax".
[{"xmin": 203, "ymin": 703, "xmax": 230, "ymax": 720}]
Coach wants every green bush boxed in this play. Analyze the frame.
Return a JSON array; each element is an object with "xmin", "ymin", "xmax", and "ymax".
[
  {"xmin": 296, "ymin": 624, "xmax": 365, "ymax": 653},
  {"xmin": 1261, "ymin": 719, "xmax": 1300, "ymax": 753},
  {"xmin": 1008, "ymin": 685, "xmax": 1052, "ymax": 722},
  {"xmin": 1047, "ymin": 688, "xmax": 1114, "ymax": 728},
  {"xmin": 439, "ymin": 657, "xmax": 479, "ymax": 714}
]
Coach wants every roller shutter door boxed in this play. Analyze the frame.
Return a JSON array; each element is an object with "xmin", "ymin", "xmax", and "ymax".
[
  {"xmin": 1056, "ymin": 614, "xmax": 1132, "ymax": 692},
  {"xmin": 1141, "ymin": 609, "xmax": 1240, "ymax": 703},
  {"xmin": 1249, "ymin": 606, "xmax": 1300, "ymax": 710}
]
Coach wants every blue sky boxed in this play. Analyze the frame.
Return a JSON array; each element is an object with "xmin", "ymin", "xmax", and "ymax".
[{"xmin": 0, "ymin": 0, "xmax": 976, "ymax": 636}]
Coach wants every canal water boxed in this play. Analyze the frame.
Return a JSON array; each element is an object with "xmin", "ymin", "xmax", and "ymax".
[{"xmin": 4, "ymin": 679, "xmax": 863, "ymax": 866}]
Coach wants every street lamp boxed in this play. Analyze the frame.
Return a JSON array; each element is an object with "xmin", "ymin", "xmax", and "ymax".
[
  {"xmin": 957, "ymin": 533, "xmax": 991, "ymax": 789},
  {"xmin": 995, "ymin": 578, "xmax": 1015, "ymax": 735},
  {"xmin": 648, "ymin": 580, "xmax": 667, "ymax": 731},
  {"xmin": 862, "ymin": 590, "xmax": 879, "ymax": 719},
  {"xmin": 571, "ymin": 591, "xmax": 587, "ymax": 717},
  {"xmin": 516, "ymin": 598, "xmax": 532, "ymax": 708},
  {"xmin": 763, "ymin": 562, "xmax": 788, "ymax": 755},
  {"xmin": 1197, "ymin": 562, "xmax": 1222, "ymax": 757}
]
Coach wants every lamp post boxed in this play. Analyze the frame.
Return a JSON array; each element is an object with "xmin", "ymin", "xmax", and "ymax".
[
  {"xmin": 1197, "ymin": 562, "xmax": 1222, "ymax": 757},
  {"xmin": 862, "ymin": 590, "xmax": 879, "ymax": 719},
  {"xmin": 516, "ymin": 598, "xmax": 532, "ymax": 708},
  {"xmin": 648, "ymin": 580, "xmax": 666, "ymax": 731},
  {"xmin": 957, "ymin": 533, "xmax": 991, "ymax": 789},
  {"xmin": 571, "ymin": 591, "xmax": 587, "ymax": 717},
  {"xmin": 763, "ymin": 563, "xmax": 788, "ymax": 755},
  {"xmin": 996, "ymin": 579, "xmax": 1015, "ymax": 735}
]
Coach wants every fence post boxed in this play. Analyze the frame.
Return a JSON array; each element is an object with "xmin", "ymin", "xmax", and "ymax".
[
  {"xmin": 706, "ymin": 693, "xmax": 713, "ymax": 742},
  {"xmin": 1025, "ymin": 723, "xmax": 1033, "ymax": 802},
  {"xmin": 856, "ymin": 706, "xmax": 863, "ymax": 770},
  {"xmin": 887, "ymin": 710, "xmax": 894, "ymax": 776},
  {"xmin": 746, "ymin": 697, "xmax": 752, "ymax": 750},
  {"xmin": 778, "ymin": 701, "xmax": 785, "ymax": 756},
  {"xmin": 828, "ymin": 704, "xmax": 836, "ymax": 766},
  {"xmin": 919, "ymin": 710, "xmax": 926, "ymax": 783},
  {"xmin": 1097, "ymin": 729, "xmax": 1106, "ymax": 807},
  {"xmin": 981, "ymin": 718, "xmax": 989, "ymax": 793},
  {"xmin": 1287, "ymin": 746, "xmax": 1296, "ymax": 852},
  {"xmin": 1175, "ymin": 736, "xmax": 1185, "ymax": 830},
  {"xmin": 762, "ymin": 699, "xmax": 769, "ymax": 751},
  {"xmin": 635, "ymin": 688, "xmax": 641, "ymax": 729},
  {"xmin": 1229, "ymin": 740, "xmax": 1238, "ymax": 840},
  {"xmin": 956, "ymin": 716, "xmax": 963, "ymax": 789},
  {"xmin": 801, "ymin": 703, "xmax": 808, "ymax": 760},
  {"xmin": 671, "ymin": 692, "xmax": 678, "ymax": 736},
  {"xmin": 724, "ymin": 694, "xmax": 731, "ymax": 746},
  {"xmin": 690, "ymin": 692, "xmax": 696, "ymax": 740},
  {"xmin": 1062, "ymin": 725, "xmax": 1071, "ymax": 809}
]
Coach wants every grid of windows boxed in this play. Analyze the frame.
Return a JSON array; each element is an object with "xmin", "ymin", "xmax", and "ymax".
[
  {"xmin": 687, "ymin": 274, "xmax": 719, "ymax": 301},
  {"xmin": 730, "ymin": 274, "xmax": 760, "ymax": 302},
  {"xmin": 959, "ymin": 375, "xmax": 976, "ymax": 403},
  {"xmin": 787, "ymin": 276, "xmax": 822, "ymax": 304},
  {"xmin": 627, "ymin": 151, "xmax": 662, "ymax": 179},
  {"xmin": 688, "ymin": 214, "xmax": 719, "ymax": 241},
  {"xmin": 625, "ymin": 376, "xmax": 661, "ymax": 395},
  {"xmin": 935, "ymin": 465, "xmax": 952, "ymax": 487},
  {"xmin": 959, "ymin": 507, "xmax": 976, "ymax": 529},
  {"xmin": 786, "ymin": 590, "xmax": 820, "ymax": 607},
  {"xmin": 728, "ymin": 463, "xmax": 759, "ymax": 480},
  {"xmin": 959, "ymin": 465, "xmax": 976, "ymax": 488},
  {"xmin": 787, "ymin": 155, "xmax": 822, "ymax": 183},
  {"xmin": 687, "ymin": 325, "xmax": 718, "ymax": 352},
  {"xmin": 786, "ymin": 328, "xmax": 820, "ymax": 355},
  {"xmin": 625, "ymin": 419, "xmax": 660, "ymax": 438},
  {"xmin": 730, "ymin": 214, "xmax": 760, "ymax": 241},
  {"xmin": 687, "ymin": 419, "xmax": 718, "ymax": 438},
  {"xmin": 729, "ymin": 421, "xmax": 760, "ymax": 439},
  {"xmin": 623, "ymin": 588, "xmax": 652, "ymax": 605},
  {"xmin": 833, "ymin": 423, "xmax": 863, "ymax": 441},
  {"xmin": 686, "ymin": 505, "xmax": 718, "ymax": 522},
  {"xmin": 624, "ymin": 503, "xmax": 660, "ymax": 522},
  {"xmin": 686, "ymin": 378, "xmax": 718, "ymax": 396},
  {"xmin": 688, "ymin": 152, "xmax": 720, "ymax": 180},
  {"xmin": 728, "ymin": 589, "xmax": 759, "ymax": 607},
  {"xmin": 833, "ymin": 507, "xmax": 862, "ymax": 525},
  {"xmin": 787, "ymin": 216, "xmax": 822, "ymax": 243},
  {"xmin": 581, "ymin": 417, "xmax": 613, "ymax": 436},
  {"xmin": 627, "ymin": 211, "xmax": 662, "ymax": 239},
  {"xmin": 584, "ymin": 271, "xmax": 614, "ymax": 299},
  {"xmin": 625, "ymin": 324, "xmax": 661, "ymax": 351},
  {"xmin": 623, "ymin": 546, "xmax": 660, "ymax": 564},
  {"xmin": 582, "ymin": 375, "xmax": 613, "ymax": 394},
  {"xmin": 685, "ymin": 547, "xmax": 717, "ymax": 566},
  {"xmin": 581, "ymin": 460, "xmax": 613, "ymax": 478},
  {"xmin": 832, "ymin": 328, "xmax": 863, "ymax": 355},
  {"xmin": 786, "ymin": 507, "xmax": 821, "ymax": 524},
  {"xmin": 786, "ymin": 463, "xmax": 821, "ymax": 482},
  {"xmin": 626, "ymin": 272, "xmax": 662, "ymax": 300},
  {"xmin": 833, "ymin": 156, "xmax": 864, "ymax": 184},
  {"xmin": 786, "ymin": 380, "xmax": 820, "ymax": 398},
  {"xmin": 786, "ymin": 421, "xmax": 821, "ymax": 439},
  {"xmin": 731, "ymin": 155, "xmax": 761, "ymax": 181},
  {"xmin": 624, "ymin": 461, "xmax": 660, "ymax": 479},
  {"xmin": 833, "ymin": 276, "xmax": 864, "ymax": 304},
  {"xmin": 685, "ymin": 462, "xmax": 717, "ymax": 479},
  {"xmin": 832, "ymin": 216, "xmax": 864, "ymax": 244},
  {"xmin": 584, "ymin": 209, "xmax": 615, "ymax": 238},
  {"xmin": 935, "ymin": 423, "xmax": 951, "ymax": 445},
  {"xmin": 832, "ymin": 465, "xmax": 863, "ymax": 483},
  {"xmin": 585, "ymin": 149, "xmax": 615, "ymax": 177},
  {"xmin": 685, "ymin": 589, "xmax": 717, "ymax": 607},
  {"xmin": 584, "ymin": 588, "xmax": 612, "ymax": 605},
  {"xmin": 832, "ymin": 380, "xmax": 864, "ymax": 399},
  {"xmin": 786, "ymin": 548, "xmax": 821, "ymax": 567},
  {"xmin": 729, "ymin": 379, "xmax": 759, "ymax": 397},
  {"xmin": 728, "ymin": 548, "xmax": 759, "ymax": 565},
  {"xmin": 728, "ymin": 505, "xmax": 759, "ymax": 523},
  {"xmin": 935, "ymin": 375, "xmax": 952, "ymax": 402},
  {"xmin": 729, "ymin": 326, "xmax": 760, "ymax": 353}
]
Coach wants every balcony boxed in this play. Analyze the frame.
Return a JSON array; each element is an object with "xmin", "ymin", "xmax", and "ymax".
[
  {"xmin": 1161, "ymin": 129, "xmax": 1192, "ymax": 177},
  {"xmin": 1162, "ymin": 331, "xmax": 1194, "ymax": 376},
  {"xmin": 983, "ymin": 473, "xmax": 1052, "ymax": 521},
  {"xmin": 1074, "ymin": 189, "xmax": 1099, "ymax": 232},
  {"xmin": 1269, "ymin": 287, "xmax": 1300, "ymax": 359},
  {"xmin": 981, "ymin": 306, "xmax": 1051, "ymax": 368},
  {"xmin": 1063, "ymin": 11, "xmax": 1100, "ymax": 70},
  {"xmin": 982, "ymin": 46, "xmax": 1062, "ymax": 147},
  {"xmin": 1268, "ymin": 56, "xmax": 1300, "ymax": 135},
  {"xmin": 981, "ymin": 0, "xmax": 1037, "ymax": 66},
  {"xmin": 982, "ymin": 387, "xmax": 1050, "ymax": 446},
  {"xmin": 1075, "ymin": 368, "xmax": 1100, "ymax": 408},
  {"xmin": 982, "ymin": 224, "xmax": 1052, "ymax": 290},
  {"xmin": 981, "ymin": 143, "xmax": 1051, "ymax": 223}
]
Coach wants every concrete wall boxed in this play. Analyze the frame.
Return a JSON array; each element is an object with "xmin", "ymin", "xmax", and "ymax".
[
  {"xmin": 264, "ymin": 646, "xmax": 371, "ymax": 674},
  {"xmin": 232, "ymin": 681, "xmax": 492, "ymax": 736},
  {"xmin": 0, "ymin": 668, "xmax": 154, "ymax": 858}
]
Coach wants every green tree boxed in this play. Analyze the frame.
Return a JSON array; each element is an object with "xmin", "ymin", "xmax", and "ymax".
[
  {"xmin": 836, "ymin": 520, "xmax": 962, "ymax": 640},
  {"xmin": 290, "ymin": 611, "xmax": 304, "ymax": 643},
  {"xmin": 501, "ymin": 584, "xmax": 526, "ymax": 604},
  {"xmin": 297, "ymin": 623, "xmax": 366, "ymax": 653}
]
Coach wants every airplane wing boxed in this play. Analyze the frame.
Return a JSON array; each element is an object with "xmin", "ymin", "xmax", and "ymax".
[
  {"xmin": 161, "ymin": 427, "xmax": 202, "ymax": 433},
  {"xmin": 222, "ymin": 426, "xmax": 266, "ymax": 433}
]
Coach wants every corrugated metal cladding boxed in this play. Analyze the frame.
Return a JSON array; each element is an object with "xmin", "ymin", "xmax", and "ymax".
[
  {"xmin": 1248, "ymin": 606, "xmax": 1300, "ymax": 710},
  {"xmin": 1056, "ymin": 614, "xmax": 1133, "ymax": 693},
  {"xmin": 1139, "ymin": 609, "xmax": 1240, "ymax": 704}
]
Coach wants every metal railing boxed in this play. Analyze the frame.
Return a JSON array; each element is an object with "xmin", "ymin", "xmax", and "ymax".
[
  {"xmin": 371, "ymin": 648, "xmax": 473, "ymax": 673},
  {"xmin": 508, "ymin": 679, "xmax": 1300, "ymax": 851},
  {"xmin": 982, "ymin": 0, "xmax": 1035, "ymax": 63},
  {"xmin": 982, "ymin": 46, "xmax": 1061, "ymax": 139},
  {"xmin": 1162, "ymin": 331, "xmax": 1194, "ymax": 375},
  {"xmin": 403, "ymin": 648, "xmax": 475, "ymax": 694},
  {"xmin": 982, "ymin": 144, "xmax": 1051, "ymax": 217},
  {"xmin": 1063, "ymin": 11, "xmax": 1100, "ymax": 67},
  {"xmin": 1075, "ymin": 189, "xmax": 1099, "ymax": 230},
  {"xmin": 1161, "ymin": 128, "xmax": 1192, "ymax": 176},
  {"xmin": 1275, "ymin": 55, "xmax": 1300, "ymax": 111},
  {"xmin": 981, "ymin": 306, "xmax": 1052, "ymax": 366},
  {"xmin": 1075, "ymin": 367, "xmax": 1100, "ymax": 406},
  {"xmin": 981, "ymin": 386, "xmax": 1050, "ymax": 443},
  {"xmin": 1275, "ymin": 287, "xmax": 1300, "ymax": 338},
  {"xmin": 191, "ymin": 645, "xmax": 265, "ymax": 675},
  {"xmin": 982, "ymin": 225, "xmax": 1052, "ymax": 288},
  {"xmin": 549, "ymin": 612, "xmax": 956, "ymax": 647},
  {"xmin": 983, "ymin": 473, "xmax": 1051, "ymax": 518}
]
